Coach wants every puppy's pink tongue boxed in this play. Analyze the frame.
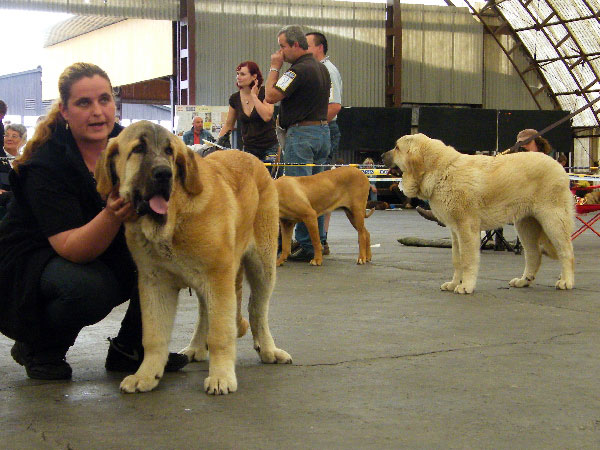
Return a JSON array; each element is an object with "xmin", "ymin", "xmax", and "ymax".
[{"xmin": 149, "ymin": 195, "xmax": 169, "ymax": 215}]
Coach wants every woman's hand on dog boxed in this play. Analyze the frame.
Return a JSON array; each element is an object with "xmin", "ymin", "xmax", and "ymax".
[{"xmin": 106, "ymin": 189, "xmax": 138, "ymax": 223}]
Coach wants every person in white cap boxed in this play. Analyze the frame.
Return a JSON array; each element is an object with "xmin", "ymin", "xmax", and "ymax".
[{"xmin": 506, "ymin": 128, "xmax": 553, "ymax": 154}]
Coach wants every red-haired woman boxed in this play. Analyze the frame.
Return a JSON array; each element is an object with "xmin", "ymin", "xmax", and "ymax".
[{"xmin": 217, "ymin": 61, "xmax": 278, "ymax": 162}]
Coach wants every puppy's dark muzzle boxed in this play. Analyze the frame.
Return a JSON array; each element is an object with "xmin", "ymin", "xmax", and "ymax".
[
  {"xmin": 152, "ymin": 165, "xmax": 172, "ymax": 185},
  {"xmin": 134, "ymin": 165, "xmax": 173, "ymax": 217}
]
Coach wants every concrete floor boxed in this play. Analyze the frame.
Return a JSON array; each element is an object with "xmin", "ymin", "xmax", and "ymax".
[{"xmin": 1, "ymin": 209, "xmax": 599, "ymax": 449}]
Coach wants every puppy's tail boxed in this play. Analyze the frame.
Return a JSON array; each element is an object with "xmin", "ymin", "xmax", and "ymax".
[
  {"xmin": 539, "ymin": 232, "xmax": 558, "ymax": 259},
  {"xmin": 365, "ymin": 208, "xmax": 375, "ymax": 218}
]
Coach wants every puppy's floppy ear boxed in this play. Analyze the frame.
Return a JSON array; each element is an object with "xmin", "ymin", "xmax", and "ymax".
[
  {"xmin": 95, "ymin": 136, "xmax": 120, "ymax": 198},
  {"xmin": 173, "ymin": 136, "xmax": 203, "ymax": 195}
]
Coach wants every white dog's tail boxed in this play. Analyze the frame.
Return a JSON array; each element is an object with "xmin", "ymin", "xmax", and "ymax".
[{"xmin": 539, "ymin": 232, "xmax": 558, "ymax": 259}]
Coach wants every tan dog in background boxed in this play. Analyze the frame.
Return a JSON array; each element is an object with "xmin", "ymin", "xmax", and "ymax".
[
  {"xmin": 383, "ymin": 133, "xmax": 574, "ymax": 294},
  {"xmin": 96, "ymin": 121, "xmax": 291, "ymax": 395},
  {"xmin": 275, "ymin": 166, "xmax": 372, "ymax": 266}
]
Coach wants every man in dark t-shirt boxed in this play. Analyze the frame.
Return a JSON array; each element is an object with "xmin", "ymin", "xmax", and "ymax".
[{"xmin": 266, "ymin": 24, "xmax": 331, "ymax": 262}]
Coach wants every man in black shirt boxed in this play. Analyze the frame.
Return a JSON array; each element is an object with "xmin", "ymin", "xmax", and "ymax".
[{"xmin": 266, "ymin": 24, "xmax": 331, "ymax": 262}]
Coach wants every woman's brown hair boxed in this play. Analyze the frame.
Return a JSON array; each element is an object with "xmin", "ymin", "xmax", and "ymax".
[{"xmin": 13, "ymin": 62, "xmax": 112, "ymax": 173}]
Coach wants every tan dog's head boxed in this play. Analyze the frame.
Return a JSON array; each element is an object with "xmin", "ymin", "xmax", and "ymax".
[
  {"xmin": 382, "ymin": 134, "xmax": 429, "ymax": 199},
  {"xmin": 95, "ymin": 120, "xmax": 202, "ymax": 223}
]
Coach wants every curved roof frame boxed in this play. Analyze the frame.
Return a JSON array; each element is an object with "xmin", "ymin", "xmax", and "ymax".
[{"xmin": 479, "ymin": 0, "xmax": 600, "ymax": 127}]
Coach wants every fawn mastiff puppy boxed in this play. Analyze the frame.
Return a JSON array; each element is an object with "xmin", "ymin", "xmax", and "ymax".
[
  {"xmin": 96, "ymin": 121, "xmax": 291, "ymax": 395},
  {"xmin": 383, "ymin": 133, "xmax": 574, "ymax": 294},
  {"xmin": 275, "ymin": 166, "xmax": 372, "ymax": 266}
]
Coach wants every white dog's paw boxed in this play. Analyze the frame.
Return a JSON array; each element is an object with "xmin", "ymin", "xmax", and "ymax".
[
  {"xmin": 453, "ymin": 283, "xmax": 474, "ymax": 294},
  {"xmin": 440, "ymin": 281, "xmax": 458, "ymax": 291},
  {"xmin": 258, "ymin": 347, "xmax": 293, "ymax": 364},
  {"xmin": 555, "ymin": 279, "xmax": 573, "ymax": 290},
  {"xmin": 509, "ymin": 277, "xmax": 530, "ymax": 288},
  {"xmin": 120, "ymin": 374, "xmax": 160, "ymax": 394},
  {"xmin": 204, "ymin": 373, "xmax": 237, "ymax": 395},
  {"xmin": 179, "ymin": 345, "xmax": 207, "ymax": 362}
]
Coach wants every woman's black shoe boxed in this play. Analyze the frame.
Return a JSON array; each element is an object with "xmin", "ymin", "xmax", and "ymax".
[
  {"xmin": 11, "ymin": 341, "xmax": 72, "ymax": 380},
  {"xmin": 105, "ymin": 337, "xmax": 189, "ymax": 373}
]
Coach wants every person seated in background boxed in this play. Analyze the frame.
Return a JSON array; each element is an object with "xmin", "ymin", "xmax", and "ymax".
[
  {"xmin": 1, "ymin": 124, "xmax": 28, "ymax": 218},
  {"xmin": 1, "ymin": 123, "xmax": 27, "ymax": 193},
  {"xmin": 182, "ymin": 116, "xmax": 215, "ymax": 146},
  {"xmin": 362, "ymin": 157, "xmax": 378, "ymax": 202},
  {"xmin": 557, "ymin": 153, "xmax": 568, "ymax": 170},
  {"xmin": 501, "ymin": 128, "xmax": 553, "ymax": 155}
]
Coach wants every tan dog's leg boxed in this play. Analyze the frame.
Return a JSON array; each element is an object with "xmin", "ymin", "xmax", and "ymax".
[
  {"xmin": 204, "ymin": 267, "xmax": 238, "ymax": 395},
  {"xmin": 246, "ymin": 194, "xmax": 291, "ymax": 364},
  {"xmin": 121, "ymin": 277, "xmax": 179, "ymax": 393},
  {"xmin": 510, "ymin": 217, "xmax": 542, "ymax": 288},
  {"xmin": 179, "ymin": 292, "xmax": 208, "ymax": 362},
  {"xmin": 244, "ymin": 249, "xmax": 292, "ymax": 366},
  {"xmin": 235, "ymin": 267, "xmax": 249, "ymax": 337},
  {"xmin": 276, "ymin": 219, "xmax": 295, "ymax": 266},
  {"xmin": 441, "ymin": 230, "xmax": 462, "ymax": 292},
  {"xmin": 303, "ymin": 213, "xmax": 323, "ymax": 266},
  {"xmin": 452, "ymin": 221, "xmax": 481, "ymax": 294},
  {"xmin": 344, "ymin": 208, "xmax": 371, "ymax": 264}
]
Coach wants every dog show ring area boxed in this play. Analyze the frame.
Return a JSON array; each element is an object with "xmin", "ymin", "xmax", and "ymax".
[{"xmin": 1, "ymin": 209, "xmax": 599, "ymax": 448}]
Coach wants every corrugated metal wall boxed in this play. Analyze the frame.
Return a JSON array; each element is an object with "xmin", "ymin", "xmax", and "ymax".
[
  {"xmin": 482, "ymin": 28, "xmax": 556, "ymax": 110},
  {"xmin": 191, "ymin": 2, "xmax": 552, "ymax": 111},
  {"xmin": 0, "ymin": 68, "xmax": 43, "ymax": 116},
  {"xmin": 400, "ymin": 5, "xmax": 483, "ymax": 105},
  {"xmin": 193, "ymin": 0, "xmax": 386, "ymax": 108}
]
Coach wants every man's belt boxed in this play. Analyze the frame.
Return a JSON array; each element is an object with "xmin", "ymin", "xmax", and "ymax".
[{"xmin": 289, "ymin": 120, "xmax": 328, "ymax": 127}]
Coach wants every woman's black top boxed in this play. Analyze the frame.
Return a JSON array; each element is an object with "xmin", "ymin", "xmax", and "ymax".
[{"xmin": 228, "ymin": 86, "xmax": 278, "ymax": 156}]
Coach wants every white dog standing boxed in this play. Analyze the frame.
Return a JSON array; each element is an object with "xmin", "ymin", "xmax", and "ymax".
[{"xmin": 383, "ymin": 133, "xmax": 574, "ymax": 294}]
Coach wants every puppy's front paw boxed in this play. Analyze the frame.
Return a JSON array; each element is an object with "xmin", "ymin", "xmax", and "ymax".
[
  {"xmin": 555, "ymin": 279, "xmax": 573, "ymax": 290},
  {"xmin": 120, "ymin": 374, "xmax": 160, "ymax": 393},
  {"xmin": 276, "ymin": 257, "xmax": 286, "ymax": 267},
  {"xmin": 259, "ymin": 347, "xmax": 293, "ymax": 364},
  {"xmin": 179, "ymin": 345, "xmax": 207, "ymax": 362},
  {"xmin": 204, "ymin": 373, "xmax": 237, "ymax": 395},
  {"xmin": 440, "ymin": 281, "xmax": 458, "ymax": 291},
  {"xmin": 309, "ymin": 258, "xmax": 322, "ymax": 266},
  {"xmin": 453, "ymin": 283, "xmax": 474, "ymax": 294},
  {"xmin": 509, "ymin": 277, "xmax": 530, "ymax": 288},
  {"xmin": 356, "ymin": 257, "xmax": 366, "ymax": 265}
]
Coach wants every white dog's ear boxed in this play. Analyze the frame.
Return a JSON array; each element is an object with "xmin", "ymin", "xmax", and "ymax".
[
  {"xmin": 95, "ymin": 136, "xmax": 120, "ymax": 198},
  {"xmin": 403, "ymin": 136, "xmax": 425, "ymax": 179}
]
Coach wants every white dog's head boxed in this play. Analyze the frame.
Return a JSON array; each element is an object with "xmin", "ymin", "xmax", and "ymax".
[{"xmin": 382, "ymin": 134, "xmax": 433, "ymax": 199}]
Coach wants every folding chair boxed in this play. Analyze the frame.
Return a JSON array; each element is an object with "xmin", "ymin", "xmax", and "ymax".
[{"xmin": 571, "ymin": 185, "xmax": 600, "ymax": 240}]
